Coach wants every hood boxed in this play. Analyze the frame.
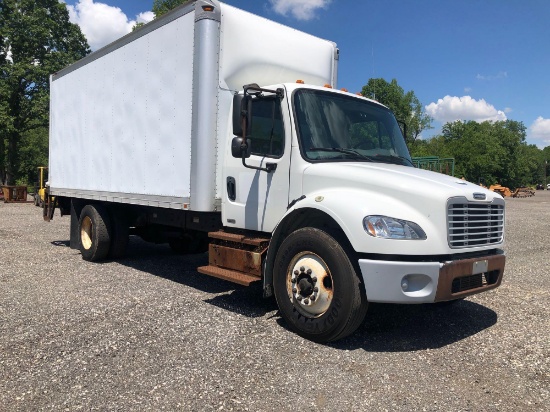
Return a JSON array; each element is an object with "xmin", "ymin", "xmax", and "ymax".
[{"xmin": 302, "ymin": 162, "xmax": 501, "ymax": 204}]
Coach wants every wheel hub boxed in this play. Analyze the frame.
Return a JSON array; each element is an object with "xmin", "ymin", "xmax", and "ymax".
[
  {"xmin": 81, "ymin": 216, "xmax": 93, "ymax": 250},
  {"xmin": 288, "ymin": 253, "xmax": 333, "ymax": 317}
]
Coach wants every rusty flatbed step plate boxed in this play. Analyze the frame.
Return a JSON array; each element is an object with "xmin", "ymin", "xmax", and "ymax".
[
  {"xmin": 197, "ymin": 265, "xmax": 261, "ymax": 286},
  {"xmin": 208, "ymin": 231, "xmax": 269, "ymax": 247}
]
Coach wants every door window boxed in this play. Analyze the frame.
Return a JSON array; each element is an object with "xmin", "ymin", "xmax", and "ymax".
[{"xmin": 249, "ymin": 97, "xmax": 284, "ymax": 158}]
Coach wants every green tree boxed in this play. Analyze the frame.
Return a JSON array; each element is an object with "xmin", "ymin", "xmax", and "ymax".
[
  {"xmin": 432, "ymin": 120, "xmax": 536, "ymax": 188},
  {"xmin": 361, "ymin": 78, "xmax": 432, "ymax": 143},
  {"xmin": 153, "ymin": 0, "xmax": 191, "ymax": 18},
  {"xmin": 0, "ymin": 0, "xmax": 90, "ymax": 185},
  {"xmin": 133, "ymin": 0, "xmax": 190, "ymax": 30},
  {"xmin": 441, "ymin": 121, "xmax": 506, "ymax": 184}
]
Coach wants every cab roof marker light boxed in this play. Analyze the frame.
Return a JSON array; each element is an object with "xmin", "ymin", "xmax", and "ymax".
[
  {"xmin": 340, "ymin": 88, "xmax": 348, "ymax": 92},
  {"xmin": 296, "ymin": 80, "xmax": 304, "ymax": 84},
  {"xmin": 324, "ymin": 84, "xmax": 332, "ymax": 88},
  {"xmin": 202, "ymin": 5, "xmax": 215, "ymax": 11}
]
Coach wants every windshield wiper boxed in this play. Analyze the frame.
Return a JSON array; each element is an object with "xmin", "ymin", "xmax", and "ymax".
[
  {"xmin": 372, "ymin": 154, "xmax": 415, "ymax": 167},
  {"xmin": 309, "ymin": 147, "xmax": 374, "ymax": 162}
]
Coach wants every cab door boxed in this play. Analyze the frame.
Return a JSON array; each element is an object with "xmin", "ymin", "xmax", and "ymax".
[{"xmin": 222, "ymin": 87, "xmax": 291, "ymax": 232}]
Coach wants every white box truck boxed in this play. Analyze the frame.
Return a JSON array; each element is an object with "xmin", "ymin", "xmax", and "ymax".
[{"xmin": 46, "ymin": 0, "xmax": 505, "ymax": 342}]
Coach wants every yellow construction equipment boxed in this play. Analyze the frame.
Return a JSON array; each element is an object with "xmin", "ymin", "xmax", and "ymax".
[
  {"xmin": 489, "ymin": 184, "xmax": 535, "ymax": 198},
  {"xmin": 489, "ymin": 184, "xmax": 512, "ymax": 197},
  {"xmin": 33, "ymin": 167, "xmax": 48, "ymax": 207},
  {"xmin": 511, "ymin": 187, "xmax": 535, "ymax": 198}
]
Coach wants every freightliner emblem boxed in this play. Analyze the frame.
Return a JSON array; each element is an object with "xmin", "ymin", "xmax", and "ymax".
[{"xmin": 473, "ymin": 193, "xmax": 486, "ymax": 200}]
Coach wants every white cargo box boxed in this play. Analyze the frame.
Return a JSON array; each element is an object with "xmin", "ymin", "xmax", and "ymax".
[{"xmin": 49, "ymin": 0, "xmax": 338, "ymax": 211}]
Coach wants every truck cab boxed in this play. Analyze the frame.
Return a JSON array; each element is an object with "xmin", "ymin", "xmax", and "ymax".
[{"xmin": 210, "ymin": 82, "xmax": 505, "ymax": 341}]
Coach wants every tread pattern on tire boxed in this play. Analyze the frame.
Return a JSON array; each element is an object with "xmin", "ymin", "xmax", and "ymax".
[{"xmin": 273, "ymin": 227, "xmax": 368, "ymax": 342}]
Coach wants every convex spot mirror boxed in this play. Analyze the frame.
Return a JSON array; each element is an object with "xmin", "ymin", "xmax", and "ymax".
[{"xmin": 232, "ymin": 137, "xmax": 251, "ymax": 158}]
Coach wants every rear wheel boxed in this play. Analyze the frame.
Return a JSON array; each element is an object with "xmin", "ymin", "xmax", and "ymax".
[
  {"xmin": 79, "ymin": 204, "xmax": 111, "ymax": 262},
  {"xmin": 273, "ymin": 228, "xmax": 368, "ymax": 342}
]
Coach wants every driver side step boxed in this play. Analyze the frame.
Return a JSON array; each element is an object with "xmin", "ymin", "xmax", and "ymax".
[
  {"xmin": 197, "ymin": 266, "xmax": 260, "ymax": 286},
  {"xmin": 197, "ymin": 230, "xmax": 270, "ymax": 286}
]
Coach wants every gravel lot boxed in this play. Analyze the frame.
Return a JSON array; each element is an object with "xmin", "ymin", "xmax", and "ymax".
[{"xmin": 0, "ymin": 193, "xmax": 548, "ymax": 411}]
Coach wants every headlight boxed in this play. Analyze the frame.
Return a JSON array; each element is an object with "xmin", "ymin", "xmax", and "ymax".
[{"xmin": 363, "ymin": 215, "xmax": 426, "ymax": 240}]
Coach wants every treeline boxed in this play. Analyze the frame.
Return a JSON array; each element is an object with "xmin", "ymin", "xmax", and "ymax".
[
  {"xmin": 362, "ymin": 78, "xmax": 549, "ymax": 189},
  {"xmin": 410, "ymin": 121, "xmax": 550, "ymax": 189}
]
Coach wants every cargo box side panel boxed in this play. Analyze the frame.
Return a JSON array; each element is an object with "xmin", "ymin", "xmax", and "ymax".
[
  {"xmin": 218, "ymin": 3, "xmax": 337, "ymax": 91},
  {"xmin": 50, "ymin": 12, "xmax": 195, "ymax": 204}
]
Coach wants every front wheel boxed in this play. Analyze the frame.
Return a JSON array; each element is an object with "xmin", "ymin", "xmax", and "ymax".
[{"xmin": 273, "ymin": 228, "xmax": 368, "ymax": 342}]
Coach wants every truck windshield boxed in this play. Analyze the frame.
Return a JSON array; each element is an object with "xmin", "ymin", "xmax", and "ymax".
[{"xmin": 293, "ymin": 89, "xmax": 413, "ymax": 166}]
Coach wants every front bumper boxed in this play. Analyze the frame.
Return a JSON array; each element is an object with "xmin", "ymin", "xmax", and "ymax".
[{"xmin": 358, "ymin": 254, "xmax": 505, "ymax": 303}]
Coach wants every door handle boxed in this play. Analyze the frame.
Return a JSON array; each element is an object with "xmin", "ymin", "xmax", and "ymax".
[{"xmin": 227, "ymin": 177, "xmax": 236, "ymax": 201}]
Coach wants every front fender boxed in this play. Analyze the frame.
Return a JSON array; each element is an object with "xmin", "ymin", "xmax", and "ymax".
[
  {"xmin": 287, "ymin": 188, "xmax": 447, "ymax": 256},
  {"xmin": 262, "ymin": 188, "xmax": 444, "ymax": 297}
]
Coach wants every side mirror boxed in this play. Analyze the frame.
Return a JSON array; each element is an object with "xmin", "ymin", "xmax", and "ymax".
[
  {"xmin": 231, "ymin": 137, "xmax": 251, "ymax": 158},
  {"xmin": 232, "ymin": 94, "xmax": 252, "ymax": 137}
]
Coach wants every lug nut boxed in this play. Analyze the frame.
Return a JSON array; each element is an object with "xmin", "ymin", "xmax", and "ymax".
[
  {"xmin": 294, "ymin": 270, "xmax": 299, "ymax": 275},
  {"xmin": 313, "ymin": 287, "xmax": 318, "ymax": 293},
  {"xmin": 307, "ymin": 269, "xmax": 312, "ymax": 275},
  {"xmin": 291, "ymin": 278, "xmax": 296, "ymax": 283},
  {"xmin": 312, "ymin": 277, "xmax": 317, "ymax": 283},
  {"xmin": 297, "ymin": 295, "xmax": 302, "ymax": 301},
  {"xmin": 300, "ymin": 266, "xmax": 305, "ymax": 272},
  {"xmin": 304, "ymin": 299, "xmax": 309, "ymax": 304},
  {"xmin": 310, "ymin": 295, "xmax": 316, "ymax": 301},
  {"xmin": 292, "ymin": 288, "xmax": 297, "ymax": 294}
]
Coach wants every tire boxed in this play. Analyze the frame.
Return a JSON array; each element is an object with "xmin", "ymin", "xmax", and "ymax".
[
  {"xmin": 273, "ymin": 228, "xmax": 368, "ymax": 342},
  {"xmin": 79, "ymin": 204, "xmax": 111, "ymax": 262}
]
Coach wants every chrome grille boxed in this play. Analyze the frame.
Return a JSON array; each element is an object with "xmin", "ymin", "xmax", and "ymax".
[{"xmin": 447, "ymin": 198, "xmax": 504, "ymax": 248}]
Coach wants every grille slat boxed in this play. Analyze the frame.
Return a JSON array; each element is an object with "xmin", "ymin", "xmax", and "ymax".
[{"xmin": 447, "ymin": 199, "xmax": 504, "ymax": 248}]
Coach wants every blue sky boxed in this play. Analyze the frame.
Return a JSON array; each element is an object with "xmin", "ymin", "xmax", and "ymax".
[{"xmin": 62, "ymin": 0, "xmax": 550, "ymax": 147}]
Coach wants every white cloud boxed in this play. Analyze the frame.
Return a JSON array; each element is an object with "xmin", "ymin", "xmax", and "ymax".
[
  {"xmin": 530, "ymin": 117, "xmax": 550, "ymax": 141},
  {"xmin": 425, "ymin": 95, "xmax": 507, "ymax": 123},
  {"xmin": 66, "ymin": 0, "xmax": 154, "ymax": 51},
  {"xmin": 269, "ymin": 0, "xmax": 332, "ymax": 20},
  {"xmin": 476, "ymin": 71, "xmax": 508, "ymax": 81},
  {"xmin": 137, "ymin": 11, "xmax": 155, "ymax": 24}
]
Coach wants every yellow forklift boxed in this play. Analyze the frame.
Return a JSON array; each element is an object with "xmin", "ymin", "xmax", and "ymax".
[{"xmin": 33, "ymin": 167, "xmax": 49, "ymax": 207}]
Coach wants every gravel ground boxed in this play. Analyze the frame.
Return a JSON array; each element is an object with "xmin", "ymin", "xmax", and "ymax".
[{"xmin": 0, "ymin": 193, "xmax": 548, "ymax": 411}]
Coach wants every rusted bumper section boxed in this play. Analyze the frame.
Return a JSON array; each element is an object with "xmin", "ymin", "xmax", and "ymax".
[
  {"xmin": 434, "ymin": 254, "xmax": 505, "ymax": 302},
  {"xmin": 358, "ymin": 253, "xmax": 505, "ymax": 304}
]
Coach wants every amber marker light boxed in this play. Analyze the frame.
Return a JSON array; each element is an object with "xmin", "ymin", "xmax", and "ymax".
[
  {"xmin": 324, "ymin": 84, "xmax": 332, "ymax": 88},
  {"xmin": 340, "ymin": 88, "xmax": 348, "ymax": 92},
  {"xmin": 296, "ymin": 80, "xmax": 305, "ymax": 84},
  {"xmin": 202, "ymin": 5, "xmax": 214, "ymax": 11}
]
